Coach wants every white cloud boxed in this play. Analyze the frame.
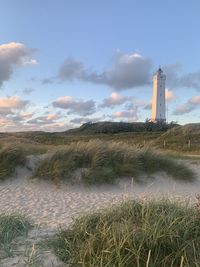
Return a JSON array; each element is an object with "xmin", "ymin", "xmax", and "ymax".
[
  {"xmin": 166, "ymin": 89, "xmax": 176, "ymax": 102},
  {"xmin": 112, "ymin": 104, "xmax": 138, "ymax": 122},
  {"xmin": 0, "ymin": 96, "xmax": 29, "ymax": 108},
  {"xmin": 100, "ymin": 92, "xmax": 128, "ymax": 108},
  {"xmin": 0, "ymin": 42, "xmax": 37, "ymax": 86},
  {"xmin": 0, "ymin": 110, "xmax": 72, "ymax": 132}
]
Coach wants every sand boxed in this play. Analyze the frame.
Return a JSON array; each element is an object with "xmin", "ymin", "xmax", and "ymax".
[
  {"xmin": 0, "ymin": 156, "xmax": 199, "ymax": 231},
  {"xmin": 0, "ymin": 156, "xmax": 200, "ymax": 266}
]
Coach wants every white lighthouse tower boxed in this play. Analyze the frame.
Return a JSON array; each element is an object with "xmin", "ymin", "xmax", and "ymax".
[{"xmin": 152, "ymin": 67, "xmax": 166, "ymax": 122}]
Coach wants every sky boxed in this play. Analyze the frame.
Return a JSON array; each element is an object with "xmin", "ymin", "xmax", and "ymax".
[{"xmin": 0, "ymin": 0, "xmax": 200, "ymax": 131}]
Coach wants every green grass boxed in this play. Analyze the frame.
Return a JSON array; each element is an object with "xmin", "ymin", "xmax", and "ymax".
[
  {"xmin": 139, "ymin": 150, "xmax": 195, "ymax": 181},
  {"xmin": 33, "ymin": 140, "xmax": 195, "ymax": 184},
  {"xmin": 0, "ymin": 214, "xmax": 31, "ymax": 259},
  {"xmin": 33, "ymin": 140, "xmax": 141, "ymax": 184},
  {"xmin": 0, "ymin": 145, "xmax": 26, "ymax": 179},
  {"xmin": 47, "ymin": 199, "xmax": 200, "ymax": 267}
]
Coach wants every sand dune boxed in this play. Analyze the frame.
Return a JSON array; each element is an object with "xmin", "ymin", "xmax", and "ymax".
[
  {"xmin": 0, "ymin": 157, "xmax": 199, "ymax": 231},
  {"xmin": 0, "ymin": 157, "xmax": 200, "ymax": 266}
]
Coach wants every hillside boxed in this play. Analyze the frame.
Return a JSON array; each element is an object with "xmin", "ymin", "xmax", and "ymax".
[
  {"xmin": 0, "ymin": 121, "xmax": 178, "ymax": 146},
  {"xmin": 66, "ymin": 121, "xmax": 178, "ymax": 134},
  {"xmin": 154, "ymin": 123, "xmax": 200, "ymax": 152}
]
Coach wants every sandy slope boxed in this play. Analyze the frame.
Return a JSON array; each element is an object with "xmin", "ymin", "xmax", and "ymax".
[
  {"xmin": 0, "ymin": 157, "xmax": 199, "ymax": 231},
  {"xmin": 0, "ymin": 156, "xmax": 200, "ymax": 266}
]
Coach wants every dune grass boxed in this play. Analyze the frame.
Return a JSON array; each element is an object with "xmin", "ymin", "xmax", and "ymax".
[
  {"xmin": 0, "ymin": 214, "xmax": 31, "ymax": 259},
  {"xmin": 139, "ymin": 150, "xmax": 195, "ymax": 181},
  {"xmin": 0, "ymin": 145, "xmax": 26, "ymax": 179},
  {"xmin": 33, "ymin": 140, "xmax": 195, "ymax": 184},
  {"xmin": 47, "ymin": 199, "xmax": 200, "ymax": 267}
]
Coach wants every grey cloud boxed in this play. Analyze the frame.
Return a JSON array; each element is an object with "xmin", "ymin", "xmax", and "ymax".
[
  {"xmin": 57, "ymin": 53, "xmax": 152, "ymax": 90},
  {"xmin": 163, "ymin": 64, "xmax": 182, "ymax": 88},
  {"xmin": 27, "ymin": 118, "xmax": 50, "ymax": 125},
  {"xmin": 45, "ymin": 52, "xmax": 200, "ymax": 92},
  {"xmin": 27, "ymin": 113, "xmax": 62, "ymax": 125},
  {"xmin": 23, "ymin": 88, "xmax": 34, "ymax": 95},
  {"xmin": 7, "ymin": 112, "xmax": 33, "ymax": 122},
  {"xmin": 58, "ymin": 57, "xmax": 85, "ymax": 81},
  {"xmin": 163, "ymin": 64, "xmax": 200, "ymax": 91},
  {"xmin": 143, "ymin": 102, "xmax": 152, "ymax": 110},
  {"xmin": 52, "ymin": 96, "xmax": 96, "ymax": 116},
  {"xmin": 173, "ymin": 96, "xmax": 200, "ymax": 115},
  {"xmin": 0, "ymin": 42, "xmax": 37, "ymax": 86},
  {"xmin": 179, "ymin": 72, "xmax": 200, "ymax": 90},
  {"xmin": 42, "ymin": 78, "xmax": 55, "ymax": 84},
  {"xmin": 0, "ymin": 108, "xmax": 14, "ymax": 115}
]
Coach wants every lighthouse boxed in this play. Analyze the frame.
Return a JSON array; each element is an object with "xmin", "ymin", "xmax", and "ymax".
[{"xmin": 151, "ymin": 67, "xmax": 166, "ymax": 122}]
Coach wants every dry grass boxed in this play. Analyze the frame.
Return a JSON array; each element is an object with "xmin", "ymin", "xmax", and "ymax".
[{"xmin": 33, "ymin": 140, "xmax": 195, "ymax": 184}]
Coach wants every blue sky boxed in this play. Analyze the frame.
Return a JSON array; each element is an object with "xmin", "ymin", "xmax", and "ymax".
[{"xmin": 0, "ymin": 0, "xmax": 200, "ymax": 131}]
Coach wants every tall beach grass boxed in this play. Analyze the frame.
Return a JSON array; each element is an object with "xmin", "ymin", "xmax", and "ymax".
[
  {"xmin": 0, "ymin": 145, "xmax": 26, "ymax": 179},
  {"xmin": 0, "ymin": 214, "xmax": 31, "ymax": 259},
  {"xmin": 48, "ymin": 199, "xmax": 200, "ymax": 267},
  {"xmin": 33, "ymin": 140, "xmax": 195, "ymax": 184}
]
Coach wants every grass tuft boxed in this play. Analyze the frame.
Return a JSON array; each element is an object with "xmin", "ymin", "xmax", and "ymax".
[
  {"xmin": 0, "ymin": 145, "xmax": 26, "ymax": 179},
  {"xmin": 48, "ymin": 199, "xmax": 200, "ymax": 267},
  {"xmin": 33, "ymin": 140, "xmax": 195, "ymax": 184},
  {"xmin": 139, "ymin": 149, "xmax": 195, "ymax": 181},
  {"xmin": 0, "ymin": 214, "xmax": 31, "ymax": 258}
]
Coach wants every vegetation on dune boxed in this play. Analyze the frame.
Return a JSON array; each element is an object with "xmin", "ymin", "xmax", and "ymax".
[
  {"xmin": 0, "ymin": 145, "xmax": 26, "ymax": 179},
  {"xmin": 33, "ymin": 140, "xmax": 195, "ymax": 184},
  {"xmin": 2, "ymin": 122, "xmax": 200, "ymax": 153},
  {"xmin": 33, "ymin": 141, "xmax": 141, "ymax": 184},
  {"xmin": 0, "ymin": 214, "xmax": 31, "ymax": 258},
  {"xmin": 0, "ymin": 122, "xmax": 198, "ymax": 181},
  {"xmin": 70, "ymin": 120, "xmax": 178, "ymax": 134},
  {"xmin": 139, "ymin": 150, "xmax": 195, "ymax": 181},
  {"xmin": 154, "ymin": 123, "xmax": 200, "ymax": 152},
  {"xmin": 47, "ymin": 199, "xmax": 200, "ymax": 267},
  {"xmin": 0, "ymin": 121, "xmax": 177, "ymax": 145}
]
